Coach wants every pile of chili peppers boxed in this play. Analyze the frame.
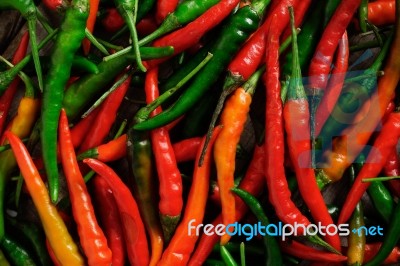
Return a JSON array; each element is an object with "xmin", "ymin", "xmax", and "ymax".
[{"xmin": 0, "ymin": 0, "xmax": 400, "ymax": 264}]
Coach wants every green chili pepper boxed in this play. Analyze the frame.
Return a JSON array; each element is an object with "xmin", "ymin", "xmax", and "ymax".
[
  {"xmin": 0, "ymin": 234, "xmax": 36, "ymax": 266},
  {"xmin": 63, "ymin": 46, "xmax": 174, "ymax": 121},
  {"xmin": 0, "ymin": 0, "xmax": 43, "ymax": 91},
  {"xmin": 134, "ymin": 0, "xmax": 271, "ymax": 131},
  {"xmin": 347, "ymin": 166, "xmax": 366, "ymax": 266},
  {"xmin": 220, "ymin": 245, "xmax": 238, "ymax": 266},
  {"xmin": 368, "ymin": 181, "xmax": 394, "ymax": 224},
  {"xmin": 231, "ymin": 188, "xmax": 283, "ymax": 266},
  {"xmin": 5, "ymin": 217, "xmax": 51, "ymax": 266},
  {"xmin": 359, "ymin": 0, "xmax": 369, "ymax": 33},
  {"xmin": 41, "ymin": 0, "xmax": 89, "ymax": 203},
  {"xmin": 282, "ymin": 0, "xmax": 340, "ymax": 76}
]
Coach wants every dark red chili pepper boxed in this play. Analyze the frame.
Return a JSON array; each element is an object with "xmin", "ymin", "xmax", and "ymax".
[
  {"xmin": 101, "ymin": 8, "xmax": 125, "ymax": 32},
  {"xmin": 155, "ymin": 0, "xmax": 179, "ymax": 24},
  {"xmin": 78, "ymin": 74, "xmax": 131, "ymax": 152},
  {"xmin": 308, "ymin": 0, "xmax": 361, "ymax": 144},
  {"xmin": 84, "ymin": 158, "xmax": 149, "ymax": 266},
  {"xmin": 145, "ymin": 67, "xmax": 182, "ymax": 241},
  {"xmin": 188, "ymin": 144, "xmax": 265, "ymax": 266},
  {"xmin": 263, "ymin": 13, "xmax": 309, "ymax": 235},
  {"xmin": 280, "ymin": 240, "xmax": 347, "ymax": 262},
  {"xmin": 145, "ymin": 0, "xmax": 240, "ymax": 69},
  {"xmin": 70, "ymin": 108, "xmax": 100, "ymax": 149},
  {"xmin": 136, "ymin": 15, "xmax": 158, "ymax": 36},
  {"xmin": 172, "ymin": 137, "xmax": 202, "ymax": 162},
  {"xmin": 92, "ymin": 176, "xmax": 126, "ymax": 266},
  {"xmin": 363, "ymin": 243, "xmax": 400, "ymax": 264},
  {"xmin": 157, "ymin": 127, "xmax": 221, "ymax": 266},
  {"xmin": 0, "ymin": 31, "xmax": 29, "ymax": 136},
  {"xmin": 59, "ymin": 109, "xmax": 112, "ymax": 265},
  {"xmin": 384, "ymin": 149, "xmax": 400, "ymax": 197},
  {"xmin": 315, "ymin": 31, "xmax": 349, "ymax": 136},
  {"xmin": 284, "ymin": 7, "xmax": 340, "ymax": 250},
  {"xmin": 338, "ymin": 110, "xmax": 400, "ymax": 224}
]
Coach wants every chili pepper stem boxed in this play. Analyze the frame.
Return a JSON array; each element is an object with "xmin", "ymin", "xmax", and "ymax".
[{"xmin": 27, "ymin": 16, "xmax": 43, "ymax": 92}]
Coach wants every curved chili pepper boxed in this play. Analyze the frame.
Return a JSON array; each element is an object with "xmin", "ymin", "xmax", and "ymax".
[
  {"xmin": 231, "ymin": 188, "xmax": 283, "ymax": 266},
  {"xmin": 263, "ymin": 13, "xmax": 310, "ymax": 235},
  {"xmin": 214, "ymin": 69, "xmax": 260, "ymax": 245},
  {"xmin": 144, "ymin": 67, "xmax": 182, "ymax": 242},
  {"xmin": 155, "ymin": 0, "xmax": 179, "ymax": 24},
  {"xmin": 280, "ymin": 240, "xmax": 347, "ymax": 263},
  {"xmin": 284, "ymin": 7, "xmax": 340, "ymax": 251},
  {"xmin": 347, "ymin": 166, "xmax": 366, "ymax": 266},
  {"xmin": 41, "ymin": 0, "xmax": 89, "ymax": 203},
  {"xmin": 127, "ymin": 120, "xmax": 163, "ymax": 265},
  {"xmin": 314, "ymin": 31, "xmax": 349, "ymax": 137},
  {"xmin": 317, "ymin": 2, "xmax": 400, "ymax": 186},
  {"xmin": 157, "ymin": 126, "xmax": 221, "ymax": 266},
  {"xmin": 364, "ymin": 203, "xmax": 400, "ymax": 265},
  {"xmin": 134, "ymin": 0, "xmax": 271, "ymax": 131},
  {"xmin": 0, "ymin": 234, "xmax": 36, "ymax": 266},
  {"xmin": 0, "ymin": 75, "xmax": 39, "ymax": 240},
  {"xmin": 101, "ymin": 8, "xmax": 126, "ymax": 32},
  {"xmin": 368, "ymin": 0, "xmax": 395, "ymax": 26},
  {"xmin": 363, "ymin": 243, "xmax": 400, "ymax": 264},
  {"xmin": 367, "ymin": 179, "xmax": 394, "ymax": 224},
  {"xmin": 70, "ymin": 108, "xmax": 101, "ymax": 149},
  {"xmin": 92, "ymin": 176, "xmax": 126, "ymax": 266},
  {"xmin": 5, "ymin": 131, "xmax": 84, "ymax": 265},
  {"xmin": 308, "ymin": 0, "xmax": 361, "ymax": 146},
  {"xmin": 0, "ymin": 0, "xmax": 43, "ymax": 91},
  {"xmin": 63, "ymin": 46, "xmax": 174, "ymax": 121},
  {"xmin": 144, "ymin": 0, "xmax": 240, "ymax": 69},
  {"xmin": 83, "ymin": 158, "xmax": 149, "ymax": 266},
  {"xmin": 338, "ymin": 110, "xmax": 400, "ymax": 224},
  {"xmin": 0, "ymin": 31, "xmax": 29, "ymax": 136},
  {"xmin": 59, "ymin": 109, "xmax": 112, "ymax": 265},
  {"xmin": 78, "ymin": 73, "xmax": 131, "ymax": 152}
]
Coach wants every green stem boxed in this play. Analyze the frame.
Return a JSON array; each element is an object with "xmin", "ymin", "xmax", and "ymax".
[
  {"xmin": 27, "ymin": 17, "xmax": 43, "ymax": 92},
  {"xmin": 240, "ymin": 242, "xmax": 246, "ymax": 266},
  {"xmin": 220, "ymin": 245, "xmax": 238, "ymax": 266},
  {"xmin": 85, "ymin": 28, "xmax": 110, "ymax": 55},
  {"xmin": 362, "ymin": 176, "xmax": 400, "ymax": 182}
]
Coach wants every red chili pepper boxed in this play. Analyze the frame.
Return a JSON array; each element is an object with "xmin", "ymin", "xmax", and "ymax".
[
  {"xmin": 70, "ymin": 107, "xmax": 100, "ymax": 149},
  {"xmin": 338, "ymin": 111, "xmax": 400, "ymax": 224},
  {"xmin": 172, "ymin": 137, "xmax": 202, "ymax": 162},
  {"xmin": 385, "ymin": 149, "xmax": 400, "ymax": 197},
  {"xmin": 59, "ymin": 109, "xmax": 112, "ymax": 265},
  {"xmin": 155, "ymin": 0, "xmax": 179, "ymax": 24},
  {"xmin": 363, "ymin": 243, "xmax": 400, "ymax": 264},
  {"xmin": 79, "ymin": 74, "xmax": 131, "ymax": 152},
  {"xmin": 263, "ymin": 14, "xmax": 310, "ymax": 235},
  {"xmin": 280, "ymin": 240, "xmax": 347, "ymax": 262},
  {"xmin": 368, "ymin": 0, "xmax": 395, "ymax": 26},
  {"xmin": 146, "ymin": 0, "xmax": 240, "ymax": 69},
  {"xmin": 281, "ymin": 0, "xmax": 312, "ymax": 40},
  {"xmin": 92, "ymin": 176, "xmax": 126, "ymax": 266},
  {"xmin": 0, "ymin": 31, "xmax": 29, "ymax": 136},
  {"xmin": 42, "ymin": 0, "xmax": 64, "ymax": 11},
  {"xmin": 137, "ymin": 15, "xmax": 158, "ymax": 36},
  {"xmin": 157, "ymin": 126, "xmax": 221, "ymax": 266},
  {"xmin": 84, "ymin": 158, "xmax": 150, "ymax": 266},
  {"xmin": 315, "ymin": 31, "xmax": 349, "ymax": 136},
  {"xmin": 145, "ymin": 67, "xmax": 182, "ymax": 241},
  {"xmin": 188, "ymin": 145, "xmax": 265, "ymax": 266},
  {"xmin": 101, "ymin": 8, "xmax": 125, "ymax": 32}
]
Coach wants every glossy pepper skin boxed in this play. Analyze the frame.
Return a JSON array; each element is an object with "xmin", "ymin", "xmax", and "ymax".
[
  {"xmin": 134, "ymin": 0, "xmax": 270, "ymax": 131},
  {"xmin": 84, "ymin": 158, "xmax": 150, "ymax": 266},
  {"xmin": 368, "ymin": 0, "xmax": 395, "ymax": 26},
  {"xmin": 0, "ymin": 234, "xmax": 36, "ymax": 266},
  {"xmin": 157, "ymin": 127, "xmax": 221, "ymax": 266},
  {"xmin": 317, "ymin": 0, "xmax": 400, "ymax": 185},
  {"xmin": 41, "ymin": 0, "xmax": 89, "ymax": 203},
  {"xmin": 59, "ymin": 109, "xmax": 112, "ymax": 265},
  {"xmin": 5, "ymin": 131, "xmax": 84, "ymax": 265},
  {"xmin": 0, "ymin": 78, "xmax": 40, "ymax": 240},
  {"xmin": 63, "ymin": 46, "xmax": 174, "ymax": 121}
]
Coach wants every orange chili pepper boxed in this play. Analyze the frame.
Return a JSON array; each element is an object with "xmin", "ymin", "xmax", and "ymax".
[
  {"xmin": 59, "ymin": 109, "xmax": 112, "ymax": 265},
  {"xmin": 158, "ymin": 126, "xmax": 221, "ymax": 265},
  {"xmin": 215, "ymin": 86, "xmax": 253, "ymax": 245},
  {"xmin": 82, "ymin": 0, "xmax": 100, "ymax": 54},
  {"xmin": 5, "ymin": 131, "xmax": 84, "ymax": 265}
]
